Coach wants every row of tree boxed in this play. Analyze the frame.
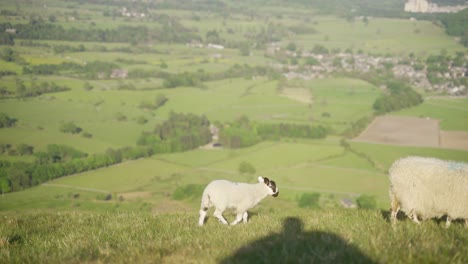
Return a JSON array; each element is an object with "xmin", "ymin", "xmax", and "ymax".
[
  {"xmin": 0, "ymin": 113, "xmax": 16, "ymax": 128},
  {"xmin": 139, "ymin": 94, "xmax": 169, "ymax": 111},
  {"xmin": 13, "ymin": 80, "xmax": 70, "ymax": 98},
  {"xmin": 0, "ymin": 143, "xmax": 33, "ymax": 156},
  {"xmin": 439, "ymin": 8, "xmax": 468, "ymax": 47},
  {"xmin": 372, "ymin": 81, "xmax": 423, "ymax": 114},
  {"xmin": 23, "ymin": 61, "xmax": 117, "ymax": 79},
  {"xmin": 1, "ymin": 20, "xmax": 198, "ymax": 45},
  {"xmin": 219, "ymin": 116, "xmax": 328, "ymax": 148},
  {"xmin": 1, "ymin": 112, "xmax": 213, "ymax": 193},
  {"xmin": 21, "ymin": 61, "xmax": 279, "ymax": 89},
  {"xmin": 137, "ymin": 112, "xmax": 212, "ymax": 153},
  {"xmin": 0, "ymin": 145, "xmax": 154, "ymax": 193}
]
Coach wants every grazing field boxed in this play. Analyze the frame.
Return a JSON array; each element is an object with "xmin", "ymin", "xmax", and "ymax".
[
  {"xmin": 0, "ymin": 210, "xmax": 467, "ymax": 264},
  {"xmin": 296, "ymin": 17, "xmax": 465, "ymax": 56},
  {"xmin": 395, "ymin": 97, "xmax": 468, "ymax": 131},
  {"xmin": 2, "ymin": 138, "xmax": 468, "ymax": 213},
  {"xmin": 0, "ymin": 1, "xmax": 467, "ymax": 262}
]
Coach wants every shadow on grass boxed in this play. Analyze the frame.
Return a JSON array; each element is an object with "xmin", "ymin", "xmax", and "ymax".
[{"xmin": 221, "ymin": 217, "xmax": 377, "ymax": 264}]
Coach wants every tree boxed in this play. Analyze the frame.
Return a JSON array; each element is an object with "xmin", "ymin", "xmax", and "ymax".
[
  {"xmin": 8, "ymin": 164, "xmax": 30, "ymax": 191},
  {"xmin": 83, "ymin": 82, "xmax": 94, "ymax": 91},
  {"xmin": 206, "ymin": 30, "xmax": 221, "ymax": 43},
  {"xmin": 356, "ymin": 194, "xmax": 376, "ymax": 209},
  {"xmin": 0, "ymin": 32, "xmax": 14, "ymax": 46},
  {"xmin": 59, "ymin": 122, "xmax": 82, "ymax": 134},
  {"xmin": 1, "ymin": 47, "xmax": 15, "ymax": 61},
  {"xmin": 312, "ymin": 44, "xmax": 328, "ymax": 54},
  {"xmin": 305, "ymin": 57, "xmax": 320, "ymax": 66},
  {"xmin": 16, "ymin": 144, "xmax": 34, "ymax": 155},
  {"xmin": 155, "ymin": 94, "xmax": 168, "ymax": 109},
  {"xmin": 138, "ymin": 112, "xmax": 211, "ymax": 153},
  {"xmin": 0, "ymin": 113, "xmax": 17, "ymax": 128},
  {"xmin": 115, "ymin": 112, "xmax": 127, "ymax": 122},
  {"xmin": 373, "ymin": 81, "xmax": 422, "ymax": 114},
  {"xmin": 238, "ymin": 161, "xmax": 256, "ymax": 175},
  {"xmin": 286, "ymin": 42, "xmax": 297, "ymax": 52},
  {"xmin": 0, "ymin": 177, "xmax": 10, "ymax": 194}
]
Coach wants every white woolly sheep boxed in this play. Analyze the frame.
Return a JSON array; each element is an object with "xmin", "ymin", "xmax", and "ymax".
[
  {"xmin": 389, "ymin": 156, "xmax": 468, "ymax": 227},
  {"xmin": 198, "ymin": 176, "xmax": 279, "ymax": 226}
]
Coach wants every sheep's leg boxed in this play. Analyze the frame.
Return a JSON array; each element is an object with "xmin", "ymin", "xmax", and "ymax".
[
  {"xmin": 230, "ymin": 211, "xmax": 246, "ymax": 226},
  {"xmin": 198, "ymin": 207, "xmax": 208, "ymax": 226},
  {"xmin": 445, "ymin": 216, "xmax": 451, "ymax": 228},
  {"xmin": 213, "ymin": 208, "xmax": 228, "ymax": 225},
  {"xmin": 390, "ymin": 191, "xmax": 400, "ymax": 224},
  {"xmin": 230, "ymin": 215, "xmax": 242, "ymax": 226},
  {"xmin": 242, "ymin": 212, "xmax": 248, "ymax": 223},
  {"xmin": 465, "ymin": 219, "xmax": 468, "ymax": 228},
  {"xmin": 410, "ymin": 211, "xmax": 420, "ymax": 224}
]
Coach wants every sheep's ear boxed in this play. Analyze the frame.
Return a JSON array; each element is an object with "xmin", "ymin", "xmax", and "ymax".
[
  {"xmin": 258, "ymin": 176, "xmax": 264, "ymax": 183},
  {"xmin": 263, "ymin": 177, "xmax": 270, "ymax": 184}
]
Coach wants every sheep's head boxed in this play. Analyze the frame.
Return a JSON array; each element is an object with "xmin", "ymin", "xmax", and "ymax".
[{"xmin": 258, "ymin": 176, "xmax": 279, "ymax": 197}]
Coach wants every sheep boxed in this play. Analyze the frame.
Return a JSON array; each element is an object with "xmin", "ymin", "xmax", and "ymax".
[
  {"xmin": 389, "ymin": 156, "xmax": 468, "ymax": 227},
  {"xmin": 198, "ymin": 176, "xmax": 279, "ymax": 226}
]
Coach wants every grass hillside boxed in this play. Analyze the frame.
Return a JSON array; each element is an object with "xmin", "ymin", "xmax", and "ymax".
[
  {"xmin": 1, "ymin": 209, "xmax": 467, "ymax": 263},
  {"xmin": 1, "ymin": 138, "xmax": 467, "ymax": 213},
  {"xmin": 1, "ymin": 1, "xmax": 467, "ymax": 262}
]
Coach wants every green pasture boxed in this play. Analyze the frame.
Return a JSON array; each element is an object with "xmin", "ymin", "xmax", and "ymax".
[
  {"xmin": 1, "ymin": 209, "xmax": 467, "ymax": 264},
  {"xmin": 0, "ymin": 78, "xmax": 276, "ymax": 155},
  {"xmin": 294, "ymin": 17, "xmax": 465, "ymax": 56},
  {"xmin": 0, "ymin": 0, "xmax": 467, "ymax": 219},
  {"xmin": 1, "ymin": 131, "xmax": 467, "ymax": 213},
  {"xmin": 0, "ymin": 89, "xmax": 158, "ymax": 153},
  {"xmin": 50, "ymin": 158, "xmax": 184, "ymax": 192},
  {"xmin": 349, "ymin": 141, "xmax": 468, "ymax": 169},
  {"xmin": 5, "ymin": 74, "xmax": 461, "ymax": 160},
  {"xmin": 0, "ymin": 138, "xmax": 395, "ymax": 211},
  {"xmin": 395, "ymin": 97, "xmax": 468, "ymax": 131},
  {"xmin": 0, "ymin": 61, "xmax": 22, "ymax": 74},
  {"xmin": 304, "ymin": 78, "xmax": 379, "ymax": 131}
]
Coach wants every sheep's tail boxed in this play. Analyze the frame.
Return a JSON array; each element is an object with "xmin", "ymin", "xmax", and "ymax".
[{"xmin": 200, "ymin": 190, "xmax": 211, "ymax": 211}]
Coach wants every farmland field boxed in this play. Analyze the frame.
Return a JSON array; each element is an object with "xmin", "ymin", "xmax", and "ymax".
[
  {"xmin": 0, "ymin": 0, "xmax": 465, "ymax": 202},
  {"xmin": 0, "ymin": 0, "xmax": 467, "ymax": 262}
]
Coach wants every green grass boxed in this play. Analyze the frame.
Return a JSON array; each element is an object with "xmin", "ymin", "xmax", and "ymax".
[
  {"xmin": 0, "ymin": 209, "xmax": 466, "ymax": 263},
  {"xmin": 0, "ymin": 2, "xmax": 467, "ymax": 262},
  {"xmin": 304, "ymin": 78, "xmax": 380, "ymax": 132},
  {"xmin": 294, "ymin": 17, "xmax": 465, "ymax": 56},
  {"xmin": 349, "ymin": 141, "xmax": 468, "ymax": 169},
  {"xmin": 395, "ymin": 97, "xmax": 468, "ymax": 131},
  {"xmin": 1, "ymin": 136, "xmax": 467, "ymax": 212}
]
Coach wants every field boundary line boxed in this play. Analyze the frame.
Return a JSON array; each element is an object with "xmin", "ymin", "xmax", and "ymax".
[
  {"xmin": 425, "ymin": 101, "xmax": 468, "ymax": 112},
  {"xmin": 42, "ymin": 183, "xmax": 109, "ymax": 194}
]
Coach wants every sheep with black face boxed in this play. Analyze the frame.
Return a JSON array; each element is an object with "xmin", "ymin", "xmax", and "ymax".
[{"xmin": 198, "ymin": 176, "xmax": 279, "ymax": 226}]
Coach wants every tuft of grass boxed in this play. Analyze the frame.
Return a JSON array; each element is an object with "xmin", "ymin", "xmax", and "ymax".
[{"xmin": 0, "ymin": 209, "xmax": 466, "ymax": 263}]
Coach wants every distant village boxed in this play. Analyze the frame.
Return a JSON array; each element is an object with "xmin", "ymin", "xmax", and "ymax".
[
  {"xmin": 186, "ymin": 40, "xmax": 466, "ymax": 96},
  {"xmin": 404, "ymin": 0, "xmax": 467, "ymax": 13},
  {"xmin": 271, "ymin": 45, "xmax": 467, "ymax": 96}
]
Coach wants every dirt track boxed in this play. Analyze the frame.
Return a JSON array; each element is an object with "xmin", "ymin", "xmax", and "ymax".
[{"xmin": 353, "ymin": 115, "xmax": 468, "ymax": 151}]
